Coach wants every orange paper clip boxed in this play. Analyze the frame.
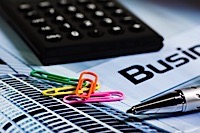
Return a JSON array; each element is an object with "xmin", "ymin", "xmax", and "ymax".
[{"xmin": 75, "ymin": 71, "xmax": 98, "ymax": 99}]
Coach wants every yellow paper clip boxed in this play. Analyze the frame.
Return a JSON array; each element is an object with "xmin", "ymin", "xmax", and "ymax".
[{"xmin": 42, "ymin": 84, "xmax": 100, "ymax": 96}]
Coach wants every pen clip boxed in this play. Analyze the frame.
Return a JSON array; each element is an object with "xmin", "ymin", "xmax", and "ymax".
[
  {"xmin": 63, "ymin": 91, "xmax": 124, "ymax": 104},
  {"xmin": 75, "ymin": 71, "xmax": 98, "ymax": 99},
  {"xmin": 30, "ymin": 70, "xmax": 81, "ymax": 86},
  {"xmin": 42, "ymin": 84, "xmax": 100, "ymax": 96}
]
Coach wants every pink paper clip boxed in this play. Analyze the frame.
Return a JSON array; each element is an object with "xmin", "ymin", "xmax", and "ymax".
[{"xmin": 63, "ymin": 91, "xmax": 124, "ymax": 104}]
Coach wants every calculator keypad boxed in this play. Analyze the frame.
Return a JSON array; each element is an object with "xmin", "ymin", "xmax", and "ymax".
[{"xmin": 18, "ymin": 0, "xmax": 146, "ymax": 42}]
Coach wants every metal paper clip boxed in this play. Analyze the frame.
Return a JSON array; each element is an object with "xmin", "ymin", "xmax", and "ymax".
[
  {"xmin": 75, "ymin": 71, "xmax": 98, "ymax": 99},
  {"xmin": 63, "ymin": 91, "xmax": 124, "ymax": 104},
  {"xmin": 30, "ymin": 70, "xmax": 83, "ymax": 86},
  {"xmin": 42, "ymin": 84, "xmax": 100, "ymax": 96}
]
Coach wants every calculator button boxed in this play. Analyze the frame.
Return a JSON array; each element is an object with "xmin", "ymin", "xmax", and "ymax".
[
  {"xmin": 81, "ymin": 20, "xmax": 94, "ymax": 28},
  {"xmin": 46, "ymin": 8, "xmax": 57, "ymax": 16},
  {"xmin": 61, "ymin": 22, "xmax": 72, "ymax": 31},
  {"xmin": 26, "ymin": 11, "xmax": 40, "ymax": 19},
  {"xmin": 39, "ymin": 26, "xmax": 53, "ymax": 34},
  {"xmin": 121, "ymin": 16, "xmax": 133, "ymax": 24},
  {"xmin": 77, "ymin": 0, "xmax": 90, "ymax": 4},
  {"xmin": 31, "ymin": 18, "xmax": 46, "ymax": 26},
  {"xmin": 129, "ymin": 23, "xmax": 143, "ymax": 32},
  {"xmin": 46, "ymin": 34, "xmax": 62, "ymax": 42},
  {"xmin": 109, "ymin": 26, "xmax": 123, "ymax": 34},
  {"xmin": 38, "ymin": 1, "xmax": 52, "ymax": 9},
  {"xmin": 102, "ymin": 18, "xmax": 114, "ymax": 26},
  {"xmin": 94, "ymin": 10, "xmax": 105, "ymax": 18},
  {"xmin": 66, "ymin": 6, "xmax": 77, "ymax": 13},
  {"xmin": 68, "ymin": 30, "xmax": 82, "ymax": 39},
  {"xmin": 86, "ymin": 3, "xmax": 97, "ymax": 11},
  {"xmin": 88, "ymin": 29, "xmax": 103, "ymax": 37},
  {"xmin": 18, "ymin": 4, "xmax": 32, "ymax": 12},
  {"xmin": 55, "ymin": 15, "xmax": 65, "ymax": 23},
  {"xmin": 114, "ymin": 8, "xmax": 125, "ymax": 16},
  {"xmin": 74, "ymin": 13, "xmax": 85, "ymax": 20},
  {"xmin": 58, "ymin": 0, "xmax": 71, "ymax": 6},
  {"xmin": 105, "ymin": 2, "xmax": 116, "ymax": 9}
]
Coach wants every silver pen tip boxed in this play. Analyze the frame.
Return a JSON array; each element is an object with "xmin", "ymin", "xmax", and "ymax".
[{"xmin": 126, "ymin": 107, "xmax": 136, "ymax": 114}]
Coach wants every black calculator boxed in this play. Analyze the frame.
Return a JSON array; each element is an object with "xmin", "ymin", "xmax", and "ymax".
[{"xmin": 0, "ymin": 0, "xmax": 163, "ymax": 65}]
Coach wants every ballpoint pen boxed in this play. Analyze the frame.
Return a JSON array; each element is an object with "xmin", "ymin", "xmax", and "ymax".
[{"xmin": 126, "ymin": 86, "xmax": 200, "ymax": 115}]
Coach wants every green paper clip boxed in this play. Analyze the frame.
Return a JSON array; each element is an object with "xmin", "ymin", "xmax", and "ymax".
[{"xmin": 30, "ymin": 70, "xmax": 83, "ymax": 86}]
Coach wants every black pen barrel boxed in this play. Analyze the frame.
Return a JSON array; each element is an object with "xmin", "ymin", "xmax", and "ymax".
[{"xmin": 127, "ymin": 91, "xmax": 186, "ymax": 115}]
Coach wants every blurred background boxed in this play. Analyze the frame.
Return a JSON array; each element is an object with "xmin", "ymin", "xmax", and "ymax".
[{"xmin": 118, "ymin": 0, "xmax": 200, "ymax": 39}]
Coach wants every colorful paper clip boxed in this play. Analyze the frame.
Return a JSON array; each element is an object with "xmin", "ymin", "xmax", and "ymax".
[
  {"xmin": 42, "ymin": 84, "xmax": 100, "ymax": 96},
  {"xmin": 30, "ymin": 70, "xmax": 84, "ymax": 86},
  {"xmin": 75, "ymin": 71, "xmax": 98, "ymax": 99},
  {"xmin": 63, "ymin": 91, "xmax": 124, "ymax": 104}
]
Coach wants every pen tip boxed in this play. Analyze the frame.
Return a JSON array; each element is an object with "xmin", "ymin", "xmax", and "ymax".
[
  {"xmin": 127, "ymin": 106, "xmax": 137, "ymax": 114},
  {"xmin": 126, "ymin": 108, "xmax": 133, "ymax": 113}
]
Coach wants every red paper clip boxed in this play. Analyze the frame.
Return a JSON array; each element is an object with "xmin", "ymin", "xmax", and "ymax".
[
  {"xmin": 75, "ymin": 71, "xmax": 98, "ymax": 99},
  {"xmin": 63, "ymin": 91, "xmax": 124, "ymax": 104}
]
